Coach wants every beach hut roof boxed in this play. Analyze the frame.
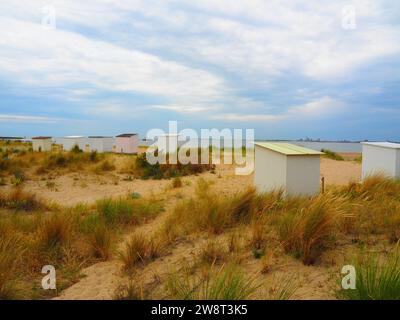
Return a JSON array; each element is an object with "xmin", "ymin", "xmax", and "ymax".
[
  {"xmin": 116, "ymin": 133, "xmax": 138, "ymax": 137},
  {"xmin": 32, "ymin": 136, "xmax": 52, "ymax": 140},
  {"xmin": 255, "ymin": 142, "xmax": 324, "ymax": 156},
  {"xmin": 361, "ymin": 142, "xmax": 400, "ymax": 149},
  {"xmin": 88, "ymin": 136, "xmax": 113, "ymax": 139}
]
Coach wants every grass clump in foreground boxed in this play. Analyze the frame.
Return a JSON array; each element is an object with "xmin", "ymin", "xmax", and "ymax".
[
  {"xmin": 0, "ymin": 188, "xmax": 47, "ymax": 212},
  {"xmin": 161, "ymin": 179, "xmax": 258, "ymax": 239},
  {"xmin": 338, "ymin": 248, "xmax": 400, "ymax": 300},
  {"xmin": 321, "ymin": 149, "xmax": 344, "ymax": 161},
  {"xmin": 165, "ymin": 263, "xmax": 259, "ymax": 300},
  {"xmin": 119, "ymin": 233, "xmax": 163, "ymax": 271},
  {"xmin": 0, "ymin": 234, "xmax": 23, "ymax": 299},
  {"xmin": 276, "ymin": 194, "xmax": 345, "ymax": 265},
  {"xmin": 96, "ymin": 197, "xmax": 163, "ymax": 226}
]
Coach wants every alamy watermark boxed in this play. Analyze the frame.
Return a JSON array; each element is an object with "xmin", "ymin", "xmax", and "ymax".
[
  {"xmin": 41, "ymin": 265, "xmax": 56, "ymax": 290},
  {"xmin": 145, "ymin": 121, "xmax": 254, "ymax": 175},
  {"xmin": 342, "ymin": 5, "xmax": 356, "ymax": 30},
  {"xmin": 341, "ymin": 265, "xmax": 356, "ymax": 290},
  {"xmin": 41, "ymin": 5, "xmax": 57, "ymax": 30}
]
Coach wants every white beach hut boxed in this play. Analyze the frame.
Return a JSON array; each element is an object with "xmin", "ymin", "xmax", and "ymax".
[
  {"xmin": 254, "ymin": 142, "xmax": 324, "ymax": 196},
  {"xmin": 87, "ymin": 136, "xmax": 114, "ymax": 153},
  {"xmin": 62, "ymin": 136, "xmax": 86, "ymax": 152},
  {"xmin": 115, "ymin": 134, "xmax": 139, "ymax": 154},
  {"xmin": 361, "ymin": 142, "xmax": 400, "ymax": 179},
  {"xmin": 32, "ymin": 136, "xmax": 52, "ymax": 152}
]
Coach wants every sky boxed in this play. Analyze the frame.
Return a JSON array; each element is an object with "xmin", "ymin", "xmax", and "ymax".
[{"xmin": 0, "ymin": 0, "xmax": 399, "ymax": 140}]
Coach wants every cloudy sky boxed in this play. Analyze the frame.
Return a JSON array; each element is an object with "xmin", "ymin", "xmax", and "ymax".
[{"xmin": 0, "ymin": 0, "xmax": 399, "ymax": 140}]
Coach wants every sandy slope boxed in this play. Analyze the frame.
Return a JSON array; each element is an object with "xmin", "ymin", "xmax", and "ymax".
[{"xmin": 52, "ymin": 158, "xmax": 360, "ymax": 300}]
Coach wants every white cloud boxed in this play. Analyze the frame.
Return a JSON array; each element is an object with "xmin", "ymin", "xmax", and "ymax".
[
  {"xmin": 0, "ymin": 0, "xmax": 398, "ymax": 124},
  {"xmin": 211, "ymin": 113, "xmax": 283, "ymax": 122},
  {"xmin": 150, "ymin": 104, "xmax": 212, "ymax": 113},
  {"xmin": 0, "ymin": 16, "xmax": 227, "ymax": 104},
  {"xmin": 211, "ymin": 96, "xmax": 343, "ymax": 122},
  {"xmin": 288, "ymin": 96, "xmax": 344, "ymax": 116},
  {"xmin": 108, "ymin": 0, "xmax": 400, "ymax": 80},
  {"xmin": 0, "ymin": 114, "xmax": 62, "ymax": 123}
]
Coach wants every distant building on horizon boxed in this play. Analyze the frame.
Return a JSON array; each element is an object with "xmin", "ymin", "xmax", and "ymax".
[
  {"xmin": 0, "ymin": 136, "xmax": 24, "ymax": 141},
  {"xmin": 87, "ymin": 136, "xmax": 114, "ymax": 153},
  {"xmin": 32, "ymin": 136, "xmax": 52, "ymax": 152},
  {"xmin": 62, "ymin": 136, "xmax": 86, "ymax": 151},
  {"xmin": 115, "ymin": 133, "xmax": 139, "ymax": 154}
]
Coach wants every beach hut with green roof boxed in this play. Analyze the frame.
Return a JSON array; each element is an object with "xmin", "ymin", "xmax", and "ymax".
[{"xmin": 254, "ymin": 142, "xmax": 324, "ymax": 196}]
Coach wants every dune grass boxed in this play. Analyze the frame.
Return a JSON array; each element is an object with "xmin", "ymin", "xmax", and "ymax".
[
  {"xmin": 275, "ymin": 194, "xmax": 345, "ymax": 265},
  {"xmin": 0, "ymin": 189, "xmax": 164, "ymax": 299},
  {"xmin": 88, "ymin": 224, "xmax": 112, "ymax": 261},
  {"xmin": 39, "ymin": 213, "xmax": 72, "ymax": 251},
  {"xmin": 96, "ymin": 196, "xmax": 163, "ymax": 227},
  {"xmin": 199, "ymin": 240, "xmax": 228, "ymax": 265},
  {"xmin": 161, "ymin": 180, "xmax": 258, "ymax": 239},
  {"xmin": 113, "ymin": 280, "xmax": 147, "ymax": 300},
  {"xmin": 165, "ymin": 263, "xmax": 259, "ymax": 300},
  {"xmin": 339, "ymin": 248, "xmax": 400, "ymax": 300},
  {"xmin": 0, "ymin": 234, "xmax": 23, "ymax": 299},
  {"xmin": 0, "ymin": 188, "xmax": 47, "ymax": 212},
  {"xmin": 1, "ymin": 171, "xmax": 400, "ymax": 299},
  {"xmin": 119, "ymin": 233, "xmax": 163, "ymax": 271}
]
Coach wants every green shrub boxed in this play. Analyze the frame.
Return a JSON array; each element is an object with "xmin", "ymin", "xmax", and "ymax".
[
  {"xmin": 135, "ymin": 150, "xmax": 215, "ymax": 179},
  {"xmin": 338, "ymin": 249, "xmax": 400, "ymax": 300},
  {"xmin": 165, "ymin": 263, "xmax": 259, "ymax": 300}
]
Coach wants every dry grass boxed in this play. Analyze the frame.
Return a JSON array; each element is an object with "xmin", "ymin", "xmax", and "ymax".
[
  {"xmin": 2, "ymin": 168, "xmax": 400, "ymax": 300},
  {"xmin": 96, "ymin": 196, "xmax": 163, "ymax": 227},
  {"xmin": 276, "ymin": 194, "xmax": 345, "ymax": 265},
  {"xmin": 119, "ymin": 233, "xmax": 163, "ymax": 271},
  {"xmin": 0, "ymin": 189, "xmax": 164, "ymax": 299},
  {"xmin": 88, "ymin": 224, "xmax": 112, "ymax": 260},
  {"xmin": 0, "ymin": 188, "xmax": 47, "ymax": 212},
  {"xmin": 165, "ymin": 263, "xmax": 259, "ymax": 300},
  {"xmin": 0, "ymin": 234, "xmax": 23, "ymax": 299},
  {"xmin": 113, "ymin": 280, "xmax": 147, "ymax": 300},
  {"xmin": 161, "ymin": 180, "xmax": 258, "ymax": 238},
  {"xmin": 199, "ymin": 240, "xmax": 228, "ymax": 265},
  {"xmin": 171, "ymin": 177, "xmax": 183, "ymax": 188},
  {"xmin": 39, "ymin": 214, "xmax": 73, "ymax": 252}
]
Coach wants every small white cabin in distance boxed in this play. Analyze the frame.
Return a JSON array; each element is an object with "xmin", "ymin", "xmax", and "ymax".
[
  {"xmin": 254, "ymin": 142, "xmax": 324, "ymax": 197},
  {"xmin": 87, "ymin": 136, "xmax": 114, "ymax": 153},
  {"xmin": 62, "ymin": 136, "xmax": 86, "ymax": 151},
  {"xmin": 361, "ymin": 142, "xmax": 400, "ymax": 179},
  {"xmin": 115, "ymin": 134, "xmax": 139, "ymax": 154},
  {"xmin": 32, "ymin": 136, "xmax": 52, "ymax": 152}
]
